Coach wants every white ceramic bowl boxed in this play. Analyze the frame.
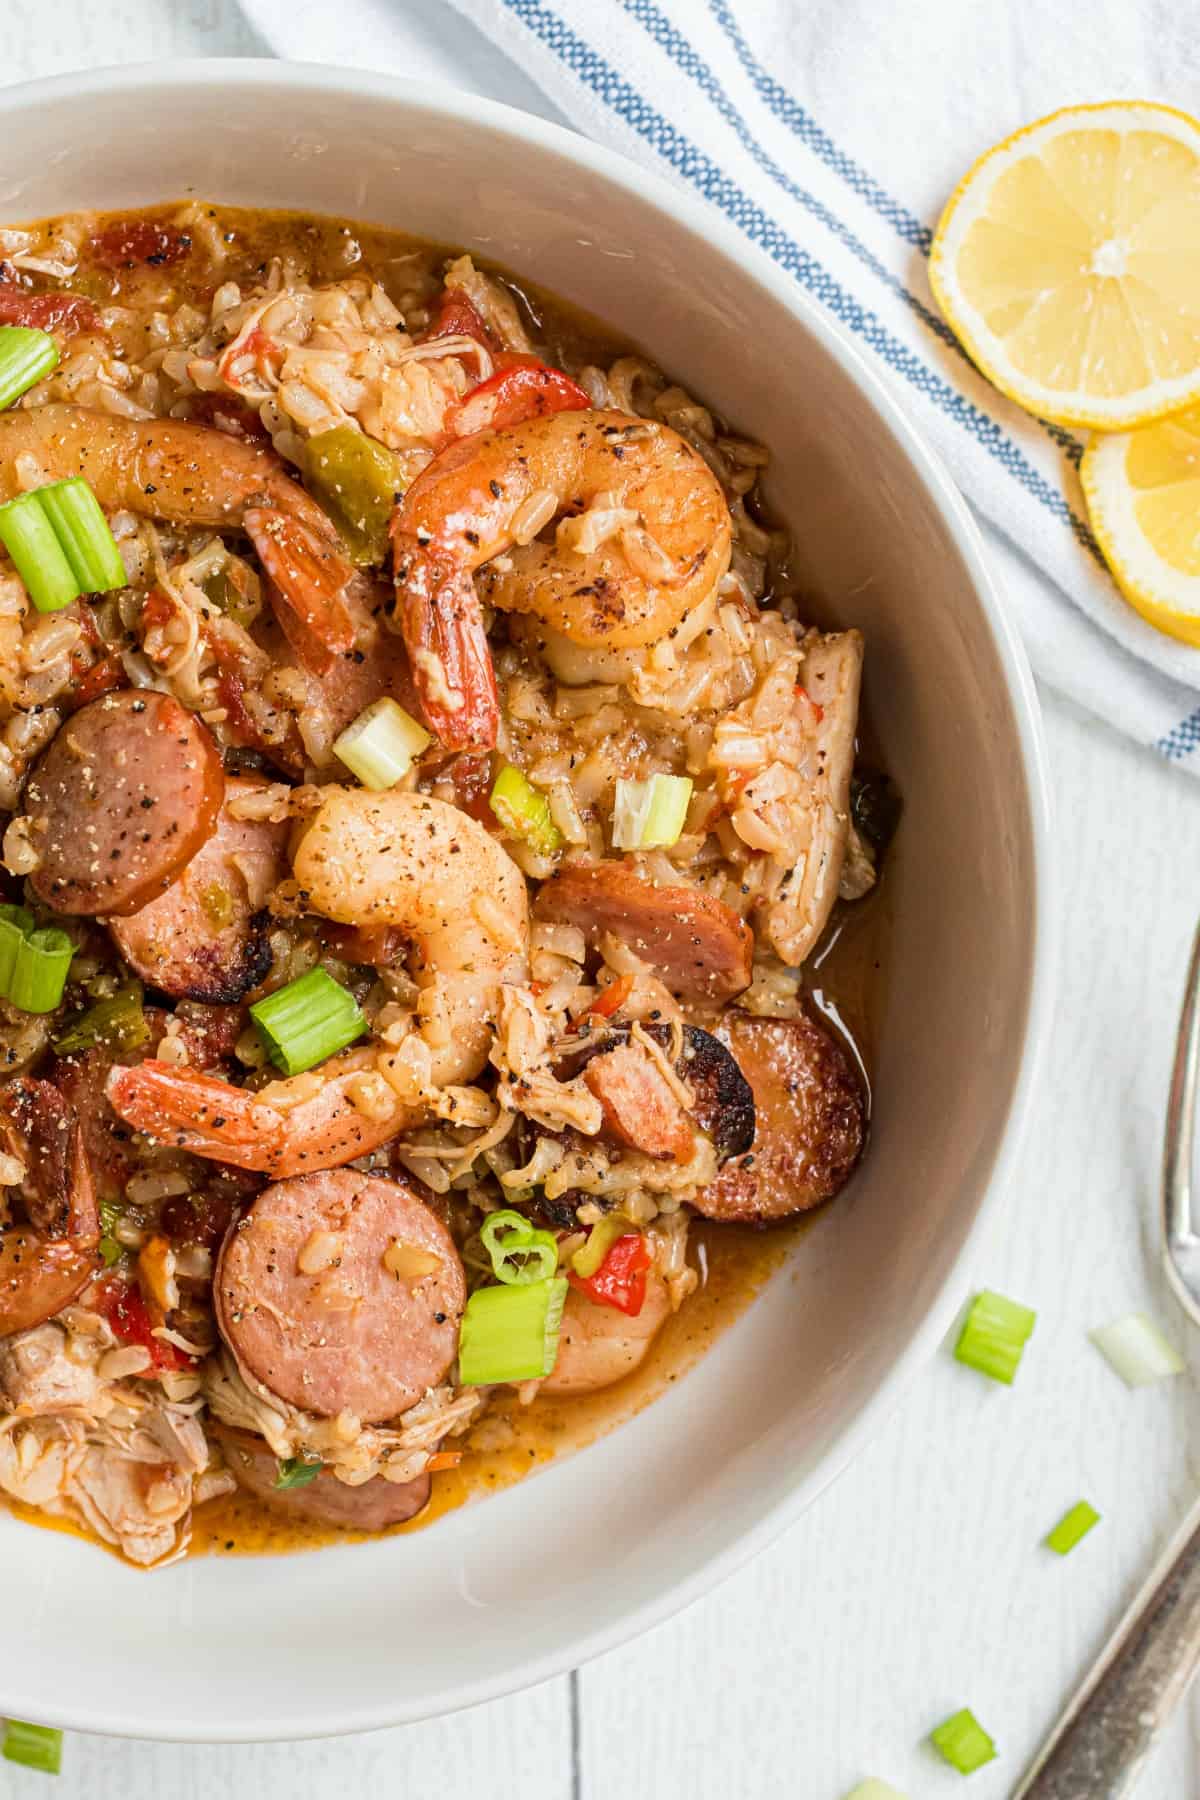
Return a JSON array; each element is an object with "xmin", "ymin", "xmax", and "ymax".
[{"xmin": 0, "ymin": 61, "xmax": 1051, "ymax": 1741}]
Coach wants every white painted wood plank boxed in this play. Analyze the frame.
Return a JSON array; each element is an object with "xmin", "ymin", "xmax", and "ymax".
[
  {"xmin": 0, "ymin": 1678, "xmax": 572, "ymax": 1800},
  {"xmin": 580, "ymin": 698, "xmax": 1200, "ymax": 1800}
]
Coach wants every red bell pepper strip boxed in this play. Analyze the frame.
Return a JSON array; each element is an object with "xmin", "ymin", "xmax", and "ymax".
[
  {"xmin": 568, "ymin": 1232, "xmax": 651, "ymax": 1317},
  {"xmin": 94, "ymin": 1278, "xmax": 196, "ymax": 1373},
  {"xmin": 422, "ymin": 290, "xmax": 497, "ymax": 351},
  {"xmin": 585, "ymin": 973, "xmax": 634, "ymax": 1020},
  {"xmin": 441, "ymin": 355, "xmax": 590, "ymax": 443}
]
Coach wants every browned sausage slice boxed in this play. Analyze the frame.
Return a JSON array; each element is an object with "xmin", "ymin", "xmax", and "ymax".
[
  {"xmin": 110, "ymin": 778, "xmax": 289, "ymax": 1001},
  {"xmin": 213, "ymin": 1424, "xmax": 431, "ymax": 1530},
  {"xmin": 583, "ymin": 1041, "xmax": 694, "ymax": 1160},
  {"xmin": 26, "ymin": 690, "xmax": 224, "ymax": 916},
  {"xmin": 215, "ymin": 1170, "xmax": 465, "ymax": 1421},
  {"xmin": 534, "ymin": 861, "xmax": 753, "ymax": 1001},
  {"xmin": 695, "ymin": 1011, "xmax": 865, "ymax": 1222},
  {"xmin": 0, "ymin": 1078, "xmax": 100, "ymax": 1337}
]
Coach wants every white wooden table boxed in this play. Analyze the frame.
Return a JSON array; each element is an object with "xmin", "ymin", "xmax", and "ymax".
[{"xmin": 2, "ymin": 4, "xmax": 1199, "ymax": 1795}]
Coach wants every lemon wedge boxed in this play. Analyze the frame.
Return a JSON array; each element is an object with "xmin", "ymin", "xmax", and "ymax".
[
  {"xmin": 1082, "ymin": 409, "xmax": 1200, "ymax": 644},
  {"xmin": 931, "ymin": 102, "xmax": 1200, "ymax": 429}
]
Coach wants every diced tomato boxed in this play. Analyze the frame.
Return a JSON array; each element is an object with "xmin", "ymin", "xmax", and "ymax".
[
  {"xmin": 94, "ymin": 1277, "xmax": 196, "ymax": 1373},
  {"xmin": 441, "ymin": 356, "xmax": 590, "ymax": 443},
  {"xmin": 568, "ymin": 1232, "xmax": 651, "ymax": 1317},
  {"xmin": 586, "ymin": 973, "xmax": 634, "ymax": 1020},
  {"xmin": 140, "ymin": 587, "xmax": 175, "ymax": 633},
  {"xmin": 184, "ymin": 391, "xmax": 270, "ymax": 443},
  {"xmin": 218, "ymin": 325, "xmax": 284, "ymax": 389},
  {"xmin": 423, "ymin": 289, "xmax": 497, "ymax": 351},
  {"xmin": 69, "ymin": 653, "xmax": 127, "ymax": 710},
  {"xmin": 0, "ymin": 272, "xmax": 102, "ymax": 338},
  {"xmin": 88, "ymin": 220, "xmax": 193, "ymax": 271}
]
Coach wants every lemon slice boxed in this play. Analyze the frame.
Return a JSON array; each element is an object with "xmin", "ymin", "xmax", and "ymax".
[
  {"xmin": 1082, "ymin": 409, "xmax": 1200, "ymax": 644},
  {"xmin": 931, "ymin": 102, "xmax": 1200, "ymax": 428}
]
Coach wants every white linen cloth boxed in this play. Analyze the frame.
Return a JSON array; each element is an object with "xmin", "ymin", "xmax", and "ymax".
[{"xmin": 239, "ymin": 0, "xmax": 1200, "ymax": 772}]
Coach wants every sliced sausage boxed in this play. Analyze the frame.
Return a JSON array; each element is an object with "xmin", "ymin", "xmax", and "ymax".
[
  {"xmin": 695, "ymin": 1011, "xmax": 865, "ymax": 1223},
  {"xmin": 582, "ymin": 1040, "xmax": 694, "ymax": 1161},
  {"xmin": 561, "ymin": 1022, "xmax": 754, "ymax": 1165},
  {"xmin": 0, "ymin": 1076, "xmax": 96, "ymax": 1238},
  {"xmin": 213, "ymin": 1424, "xmax": 431, "ymax": 1530},
  {"xmin": 534, "ymin": 861, "xmax": 753, "ymax": 1001},
  {"xmin": 110, "ymin": 778, "xmax": 289, "ymax": 1001},
  {"xmin": 215, "ymin": 1170, "xmax": 465, "ymax": 1421},
  {"xmin": 541, "ymin": 1269, "xmax": 671, "ymax": 1396},
  {"xmin": 26, "ymin": 691, "xmax": 224, "ymax": 916},
  {"xmin": 0, "ymin": 1079, "xmax": 100, "ymax": 1338}
]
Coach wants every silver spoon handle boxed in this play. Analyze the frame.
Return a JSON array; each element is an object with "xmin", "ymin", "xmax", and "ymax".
[{"xmin": 1014, "ymin": 1490, "xmax": 1200, "ymax": 1798}]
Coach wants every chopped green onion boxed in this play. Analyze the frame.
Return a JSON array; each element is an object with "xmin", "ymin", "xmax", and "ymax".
[
  {"xmin": 274, "ymin": 1456, "xmax": 321, "ymax": 1491},
  {"xmin": 0, "ymin": 903, "xmax": 34, "ymax": 994},
  {"xmin": 0, "ymin": 490, "xmax": 80, "ymax": 613},
  {"xmin": 929, "ymin": 1708, "xmax": 997, "ymax": 1775},
  {"xmin": 2, "ymin": 1719, "xmax": 63, "ymax": 1774},
  {"xmin": 97, "ymin": 1200, "xmax": 125, "ymax": 1267},
  {"xmin": 843, "ymin": 1783, "xmax": 910, "ymax": 1800},
  {"xmin": 8, "ymin": 927, "xmax": 73, "ymax": 1014},
  {"xmin": 54, "ymin": 981, "xmax": 148, "ymax": 1056},
  {"xmin": 36, "ymin": 478, "xmax": 127, "ymax": 595},
  {"xmin": 953, "ymin": 1289, "xmax": 1036, "ymax": 1385},
  {"xmin": 1090, "ymin": 1311, "xmax": 1184, "ymax": 1387},
  {"xmin": 612, "ymin": 774, "xmax": 694, "ymax": 850},
  {"xmin": 480, "ymin": 1209, "xmax": 559, "ymax": 1286},
  {"xmin": 249, "ymin": 967, "xmax": 365, "ymax": 1077},
  {"xmin": 490, "ymin": 763, "xmax": 563, "ymax": 857},
  {"xmin": 333, "ymin": 696, "xmax": 431, "ymax": 790},
  {"xmin": 302, "ymin": 425, "xmax": 403, "ymax": 566},
  {"xmin": 1045, "ymin": 1499, "xmax": 1100, "ymax": 1556},
  {"xmin": 0, "ymin": 326, "xmax": 59, "ymax": 411},
  {"xmin": 458, "ymin": 1275, "xmax": 568, "ymax": 1384},
  {"xmin": 571, "ymin": 1212, "xmax": 628, "ymax": 1280}
]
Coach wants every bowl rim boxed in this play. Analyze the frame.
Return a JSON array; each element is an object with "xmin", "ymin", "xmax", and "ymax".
[{"xmin": 0, "ymin": 55, "xmax": 1055, "ymax": 1742}]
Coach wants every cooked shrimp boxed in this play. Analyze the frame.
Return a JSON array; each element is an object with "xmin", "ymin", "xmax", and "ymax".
[
  {"xmin": 0, "ymin": 1078, "xmax": 101, "ymax": 1337},
  {"xmin": 540, "ymin": 1270, "xmax": 671, "ymax": 1396},
  {"xmin": 0, "ymin": 403, "xmax": 393, "ymax": 704},
  {"xmin": 762, "ymin": 631, "xmax": 864, "ymax": 966},
  {"xmin": 391, "ymin": 409, "xmax": 732, "ymax": 749},
  {"xmin": 0, "ymin": 403, "xmax": 332, "ymax": 537},
  {"xmin": 292, "ymin": 787, "xmax": 529, "ymax": 1087},
  {"xmin": 104, "ymin": 1048, "xmax": 420, "ymax": 1179}
]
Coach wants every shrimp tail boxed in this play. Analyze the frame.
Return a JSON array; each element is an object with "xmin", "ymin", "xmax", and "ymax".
[
  {"xmin": 391, "ymin": 532, "xmax": 499, "ymax": 751},
  {"xmin": 105, "ymin": 1061, "xmax": 284, "ymax": 1169},
  {"xmin": 244, "ymin": 507, "xmax": 359, "ymax": 677}
]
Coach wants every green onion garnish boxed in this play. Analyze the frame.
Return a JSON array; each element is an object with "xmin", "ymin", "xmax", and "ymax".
[
  {"xmin": 36, "ymin": 477, "xmax": 128, "ymax": 595},
  {"xmin": 1090, "ymin": 1311, "xmax": 1185, "ymax": 1387},
  {"xmin": 249, "ymin": 966, "xmax": 366, "ymax": 1077},
  {"xmin": 0, "ymin": 326, "xmax": 59, "ymax": 411},
  {"xmin": 97, "ymin": 1199, "xmax": 125, "ymax": 1267},
  {"xmin": 843, "ymin": 1783, "xmax": 910, "ymax": 1800},
  {"xmin": 611, "ymin": 774, "xmax": 693, "ymax": 850},
  {"xmin": 480, "ymin": 1209, "xmax": 559, "ymax": 1286},
  {"xmin": 1045, "ymin": 1499, "xmax": 1100, "ymax": 1556},
  {"xmin": 929, "ymin": 1708, "xmax": 997, "ymax": 1775},
  {"xmin": 333, "ymin": 696, "xmax": 431, "ymax": 790},
  {"xmin": 8, "ymin": 927, "xmax": 73, "ymax": 1014},
  {"xmin": 54, "ymin": 980, "xmax": 148, "ymax": 1056},
  {"xmin": 458, "ymin": 1275, "xmax": 568, "ymax": 1385},
  {"xmin": 490, "ymin": 763, "xmax": 563, "ymax": 858},
  {"xmin": 2, "ymin": 1719, "xmax": 63, "ymax": 1775},
  {"xmin": 274, "ymin": 1456, "xmax": 322, "ymax": 1491},
  {"xmin": 953, "ymin": 1289, "xmax": 1036, "ymax": 1385},
  {"xmin": 0, "ymin": 490, "xmax": 80, "ymax": 613},
  {"xmin": 0, "ymin": 903, "xmax": 34, "ymax": 994}
]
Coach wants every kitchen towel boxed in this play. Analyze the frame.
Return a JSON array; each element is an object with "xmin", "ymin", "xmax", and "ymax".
[{"xmin": 240, "ymin": 0, "xmax": 1200, "ymax": 773}]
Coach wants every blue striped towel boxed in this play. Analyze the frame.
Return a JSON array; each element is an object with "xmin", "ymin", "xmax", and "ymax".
[{"xmin": 241, "ymin": 0, "xmax": 1200, "ymax": 772}]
